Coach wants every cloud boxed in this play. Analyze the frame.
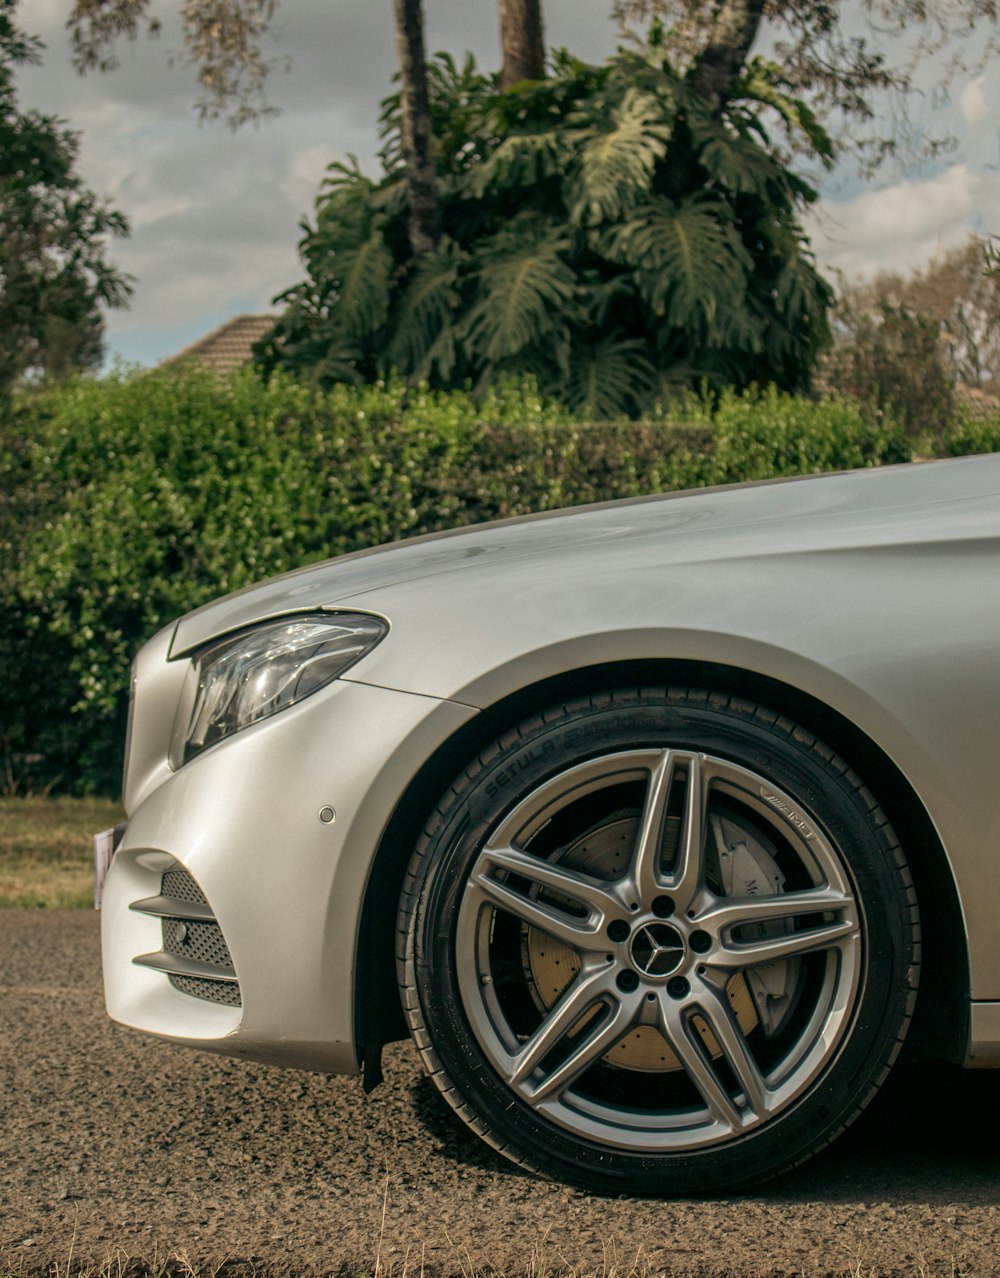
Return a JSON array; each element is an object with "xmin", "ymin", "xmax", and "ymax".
[
  {"xmin": 804, "ymin": 164, "xmax": 999, "ymax": 281},
  {"xmin": 12, "ymin": 0, "xmax": 1000, "ymax": 364},
  {"xmin": 12, "ymin": 0, "xmax": 621, "ymax": 366},
  {"xmin": 95, "ymin": 120, "xmax": 344, "ymax": 352},
  {"xmin": 960, "ymin": 76, "xmax": 990, "ymax": 126}
]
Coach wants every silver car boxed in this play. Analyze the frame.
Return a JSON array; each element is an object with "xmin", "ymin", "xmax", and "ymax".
[{"xmin": 101, "ymin": 455, "xmax": 1000, "ymax": 1194}]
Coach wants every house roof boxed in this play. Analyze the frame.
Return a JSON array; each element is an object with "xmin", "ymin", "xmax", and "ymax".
[{"xmin": 168, "ymin": 314, "xmax": 278, "ymax": 373}]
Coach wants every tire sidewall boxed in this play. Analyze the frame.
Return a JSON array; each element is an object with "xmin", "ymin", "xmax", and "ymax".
[{"xmin": 406, "ymin": 692, "xmax": 916, "ymax": 1194}]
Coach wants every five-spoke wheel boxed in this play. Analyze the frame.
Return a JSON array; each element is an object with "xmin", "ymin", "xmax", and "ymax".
[{"xmin": 399, "ymin": 690, "xmax": 919, "ymax": 1194}]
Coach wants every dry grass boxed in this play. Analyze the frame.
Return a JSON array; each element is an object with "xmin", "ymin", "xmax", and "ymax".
[
  {"xmin": 0, "ymin": 1247, "xmax": 967, "ymax": 1278},
  {"xmin": 0, "ymin": 1203, "xmax": 966, "ymax": 1278},
  {"xmin": 0, "ymin": 1242, "xmax": 242, "ymax": 1278},
  {"xmin": 0, "ymin": 797, "xmax": 123, "ymax": 908}
]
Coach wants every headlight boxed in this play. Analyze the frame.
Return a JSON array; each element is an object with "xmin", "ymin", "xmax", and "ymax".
[{"xmin": 180, "ymin": 613, "xmax": 388, "ymax": 763}]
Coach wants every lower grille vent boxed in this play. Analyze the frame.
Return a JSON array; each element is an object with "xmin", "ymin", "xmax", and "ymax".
[
  {"xmin": 161, "ymin": 867, "xmax": 209, "ymax": 904},
  {"xmin": 163, "ymin": 916, "xmax": 235, "ymax": 970},
  {"xmin": 169, "ymin": 971, "xmax": 243, "ymax": 1006},
  {"xmin": 130, "ymin": 864, "xmax": 242, "ymax": 1007}
]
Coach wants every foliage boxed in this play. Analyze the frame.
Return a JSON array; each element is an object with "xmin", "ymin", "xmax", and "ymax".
[
  {"xmin": 260, "ymin": 46, "xmax": 833, "ymax": 416},
  {"xmin": 3, "ymin": 364, "xmax": 908, "ymax": 794},
  {"xmin": 0, "ymin": 396, "xmax": 73, "ymax": 795},
  {"xmin": 68, "ymin": 0, "xmax": 278, "ymax": 127},
  {"xmin": 63, "ymin": 0, "xmax": 1000, "ymax": 175},
  {"xmin": 0, "ymin": 0, "xmax": 131, "ymax": 393},
  {"xmin": 943, "ymin": 410, "xmax": 1000, "ymax": 459},
  {"xmin": 820, "ymin": 297, "xmax": 956, "ymax": 446},
  {"xmin": 819, "ymin": 237, "xmax": 1000, "ymax": 448},
  {"xmin": 854, "ymin": 238, "xmax": 1000, "ymax": 394},
  {"xmin": 613, "ymin": 0, "xmax": 1000, "ymax": 171}
]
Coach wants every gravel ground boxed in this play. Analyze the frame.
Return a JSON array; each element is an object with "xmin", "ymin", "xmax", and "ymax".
[{"xmin": 2, "ymin": 911, "xmax": 999, "ymax": 1278}]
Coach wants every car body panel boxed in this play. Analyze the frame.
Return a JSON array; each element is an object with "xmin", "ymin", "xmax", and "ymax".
[
  {"xmin": 168, "ymin": 458, "xmax": 998, "ymax": 656},
  {"xmin": 969, "ymin": 1004, "xmax": 1000, "ymax": 1065},
  {"xmin": 104, "ymin": 456, "xmax": 1000, "ymax": 1072},
  {"xmin": 104, "ymin": 678, "xmax": 475, "ymax": 1071},
  {"xmin": 332, "ymin": 463, "xmax": 999, "ymax": 1002},
  {"xmin": 337, "ymin": 549, "xmax": 1000, "ymax": 999},
  {"xmin": 123, "ymin": 621, "xmax": 188, "ymax": 814}
]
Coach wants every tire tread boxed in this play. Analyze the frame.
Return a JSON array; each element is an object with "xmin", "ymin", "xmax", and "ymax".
[{"xmin": 396, "ymin": 687, "xmax": 921, "ymax": 1193}]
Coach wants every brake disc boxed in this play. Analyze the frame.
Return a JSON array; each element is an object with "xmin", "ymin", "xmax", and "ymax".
[
  {"xmin": 713, "ymin": 813, "xmax": 799, "ymax": 1038},
  {"xmin": 523, "ymin": 807, "xmax": 795, "ymax": 1073}
]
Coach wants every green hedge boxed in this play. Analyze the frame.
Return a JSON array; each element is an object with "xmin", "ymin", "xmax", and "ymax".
[
  {"xmin": 2, "ymin": 366, "xmax": 910, "ymax": 795},
  {"xmin": 943, "ymin": 411, "xmax": 1000, "ymax": 458}
]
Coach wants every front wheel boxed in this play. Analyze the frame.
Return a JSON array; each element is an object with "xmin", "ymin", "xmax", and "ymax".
[{"xmin": 398, "ymin": 689, "xmax": 920, "ymax": 1194}]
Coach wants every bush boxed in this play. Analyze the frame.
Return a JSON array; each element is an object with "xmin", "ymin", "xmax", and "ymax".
[
  {"xmin": 942, "ymin": 409, "xmax": 1000, "ymax": 458},
  {"xmin": 820, "ymin": 294, "xmax": 957, "ymax": 449},
  {"xmin": 267, "ymin": 48, "xmax": 833, "ymax": 415},
  {"xmin": 0, "ymin": 394, "xmax": 83, "ymax": 795},
  {"xmin": 2, "ymin": 365, "xmax": 908, "ymax": 795}
]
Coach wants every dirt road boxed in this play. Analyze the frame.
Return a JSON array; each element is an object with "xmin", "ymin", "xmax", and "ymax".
[{"xmin": 1, "ymin": 911, "xmax": 998, "ymax": 1277}]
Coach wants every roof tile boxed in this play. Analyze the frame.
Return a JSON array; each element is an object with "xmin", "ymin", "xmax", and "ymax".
[{"xmin": 167, "ymin": 314, "xmax": 278, "ymax": 373}]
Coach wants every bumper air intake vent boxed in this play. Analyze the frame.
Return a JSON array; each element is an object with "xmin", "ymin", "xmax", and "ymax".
[{"xmin": 130, "ymin": 863, "xmax": 241, "ymax": 1007}]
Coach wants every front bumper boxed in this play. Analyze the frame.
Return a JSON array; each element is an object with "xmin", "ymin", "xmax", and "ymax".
[{"xmin": 102, "ymin": 675, "xmax": 475, "ymax": 1073}]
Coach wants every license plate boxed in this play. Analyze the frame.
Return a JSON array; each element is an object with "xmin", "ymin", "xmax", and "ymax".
[{"xmin": 93, "ymin": 827, "xmax": 116, "ymax": 909}]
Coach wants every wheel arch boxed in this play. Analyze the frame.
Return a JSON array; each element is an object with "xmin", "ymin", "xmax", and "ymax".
[{"xmin": 354, "ymin": 657, "xmax": 968, "ymax": 1075}]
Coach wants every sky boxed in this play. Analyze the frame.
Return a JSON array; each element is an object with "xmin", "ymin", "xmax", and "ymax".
[{"xmin": 16, "ymin": 0, "xmax": 1000, "ymax": 368}]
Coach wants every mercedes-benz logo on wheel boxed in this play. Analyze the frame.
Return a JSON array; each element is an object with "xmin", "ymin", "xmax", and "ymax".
[{"xmin": 629, "ymin": 922, "xmax": 686, "ymax": 977}]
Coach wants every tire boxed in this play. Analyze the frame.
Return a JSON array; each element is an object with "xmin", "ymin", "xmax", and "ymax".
[{"xmin": 397, "ymin": 688, "xmax": 920, "ymax": 1195}]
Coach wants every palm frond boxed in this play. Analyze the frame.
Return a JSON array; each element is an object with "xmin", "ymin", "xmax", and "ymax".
[
  {"xmin": 582, "ymin": 272, "xmax": 637, "ymax": 327},
  {"xmin": 386, "ymin": 238, "xmax": 466, "ymax": 380},
  {"xmin": 758, "ymin": 249, "xmax": 832, "ymax": 365},
  {"xmin": 700, "ymin": 302, "xmax": 766, "ymax": 354},
  {"xmin": 416, "ymin": 325, "xmax": 461, "ymax": 384},
  {"xmin": 367, "ymin": 176, "xmax": 408, "ymax": 219},
  {"xmin": 333, "ymin": 231, "xmax": 393, "ymax": 338},
  {"xmin": 315, "ymin": 157, "xmax": 380, "ymax": 215},
  {"xmin": 686, "ymin": 114, "xmax": 785, "ymax": 200},
  {"xmin": 559, "ymin": 337, "xmax": 658, "ymax": 418},
  {"xmin": 461, "ymin": 221, "xmax": 579, "ymax": 363},
  {"xmin": 470, "ymin": 130, "xmax": 569, "ymax": 197},
  {"xmin": 569, "ymin": 87, "xmax": 672, "ymax": 226},
  {"xmin": 314, "ymin": 336, "xmax": 367, "ymax": 386},
  {"xmin": 304, "ymin": 162, "xmax": 382, "ymax": 275},
  {"xmin": 738, "ymin": 59, "xmax": 836, "ymax": 168},
  {"xmin": 601, "ymin": 197, "xmax": 752, "ymax": 337}
]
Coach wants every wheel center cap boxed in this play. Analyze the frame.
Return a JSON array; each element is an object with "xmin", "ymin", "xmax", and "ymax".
[{"xmin": 629, "ymin": 921, "xmax": 686, "ymax": 977}]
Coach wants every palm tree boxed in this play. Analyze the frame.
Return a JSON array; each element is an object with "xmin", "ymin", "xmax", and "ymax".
[
  {"xmin": 499, "ymin": 0, "xmax": 546, "ymax": 89},
  {"xmin": 393, "ymin": 0, "xmax": 547, "ymax": 253},
  {"xmin": 392, "ymin": 0, "xmax": 439, "ymax": 255}
]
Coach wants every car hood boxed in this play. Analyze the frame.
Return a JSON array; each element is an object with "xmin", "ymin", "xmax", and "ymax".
[{"xmin": 168, "ymin": 458, "xmax": 998, "ymax": 657}]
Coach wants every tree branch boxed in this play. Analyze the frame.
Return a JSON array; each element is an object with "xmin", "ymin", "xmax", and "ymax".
[{"xmin": 684, "ymin": 0, "xmax": 766, "ymax": 110}]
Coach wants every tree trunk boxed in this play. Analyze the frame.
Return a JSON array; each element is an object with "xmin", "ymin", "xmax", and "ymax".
[
  {"xmin": 392, "ymin": 0, "xmax": 439, "ymax": 255},
  {"xmin": 499, "ymin": 0, "xmax": 545, "ymax": 90},
  {"xmin": 685, "ymin": 0, "xmax": 766, "ymax": 111}
]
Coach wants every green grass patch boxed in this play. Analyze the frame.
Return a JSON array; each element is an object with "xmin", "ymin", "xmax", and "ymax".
[{"xmin": 0, "ymin": 797, "xmax": 123, "ymax": 907}]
